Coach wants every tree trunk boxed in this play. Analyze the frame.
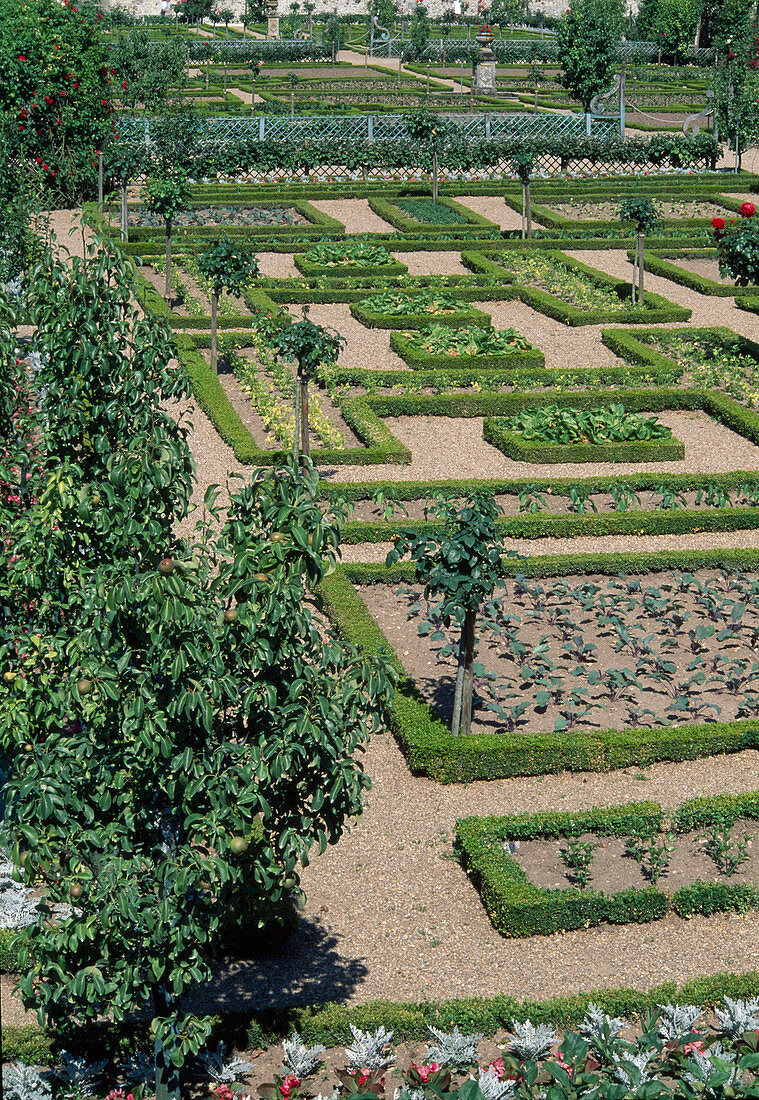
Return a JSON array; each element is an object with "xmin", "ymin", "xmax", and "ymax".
[
  {"xmin": 459, "ymin": 606, "xmax": 477, "ymax": 737},
  {"xmin": 525, "ymin": 178, "xmax": 532, "ymax": 238},
  {"xmin": 290, "ymin": 89, "xmax": 295, "ymax": 118},
  {"xmin": 153, "ymin": 987, "xmax": 180, "ymax": 1100},
  {"xmin": 121, "ymin": 183, "xmax": 128, "ymax": 243},
  {"xmin": 300, "ymin": 374, "xmax": 311, "ymax": 457},
  {"xmin": 637, "ymin": 231, "xmax": 644, "ymax": 306},
  {"xmin": 210, "ymin": 291, "xmax": 218, "ymax": 371},
  {"xmin": 450, "ymin": 655, "xmax": 465, "ymax": 737},
  {"xmin": 294, "ymin": 375, "xmax": 301, "ymax": 458},
  {"xmin": 432, "ymin": 148, "xmax": 438, "ymax": 204},
  {"xmin": 165, "ymin": 224, "xmax": 172, "ymax": 300}
]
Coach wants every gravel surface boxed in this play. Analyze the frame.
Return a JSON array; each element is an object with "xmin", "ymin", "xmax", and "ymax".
[
  {"xmin": 453, "ymin": 195, "xmax": 525, "ymax": 230},
  {"xmin": 308, "ymin": 198, "xmax": 399, "ymax": 234}
]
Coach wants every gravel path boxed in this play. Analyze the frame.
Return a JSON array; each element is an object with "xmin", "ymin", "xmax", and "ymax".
[{"xmin": 308, "ymin": 198, "xmax": 399, "ymax": 234}]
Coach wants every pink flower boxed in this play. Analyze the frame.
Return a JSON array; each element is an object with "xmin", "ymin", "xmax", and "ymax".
[
  {"xmin": 683, "ymin": 1039, "xmax": 706, "ymax": 1055},
  {"xmin": 554, "ymin": 1051, "xmax": 574, "ymax": 1077},
  {"xmin": 280, "ymin": 1076, "xmax": 301, "ymax": 1098},
  {"xmin": 489, "ymin": 1059, "xmax": 505, "ymax": 1079},
  {"xmin": 413, "ymin": 1063, "xmax": 441, "ymax": 1082}
]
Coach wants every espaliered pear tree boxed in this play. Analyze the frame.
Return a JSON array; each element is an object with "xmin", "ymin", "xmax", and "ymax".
[{"xmin": 0, "ymin": 241, "xmax": 392, "ymax": 1100}]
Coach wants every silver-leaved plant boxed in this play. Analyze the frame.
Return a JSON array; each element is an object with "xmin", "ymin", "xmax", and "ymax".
[
  {"xmin": 715, "ymin": 996, "xmax": 759, "ymax": 1039},
  {"xmin": 507, "ymin": 1020, "xmax": 556, "ymax": 1061},
  {"xmin": 578, "ymin": 1004, "xmax": 625, "ymax": 1044},
  {"xmin": 472, "ymin": 1067, "xmax": 516, "ymax": 1100},
  {"xmin": 2, "ymin": 1063, "xmax": 53, "ymax": 1100},
  {"xmin": 197, "ymin": 1042, "xmax": 253, "ymax": 1083},
  {"xmin": 657, "ymin": 1004, "xmax": 703, "ymax": 1043},
  {"xmin": 56, "ymin": 1053, "xmax": 108, "ymax": 1097},
  {"xmin": 344, "ymin": 1026, "xmax": 395, "ymax": 1071},
  {"xmin": 612, "ymin": 1049, "xmax": 658, "ymax": 1088},
  {"xmin": 424, "ymin": 1025, "xmax": 482, "ymax": 1070},
  {"xmin": 282, "ymin": 1033, "xmax": 327, "ymax": 1078}
]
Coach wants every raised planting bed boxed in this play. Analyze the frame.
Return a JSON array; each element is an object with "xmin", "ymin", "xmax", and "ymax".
[
  {"xmin": 389, "ymin": 323, "xmax": 545, "ymax": 370},
  {"xmin": 351, "ymin": 288, "xmax": 492, "ymax": 329},
  {"xmin": 464, "ymin": 249, "xmax": 691, "ymax": 325},
  {"xmin": 601, "ymin": 325, "xmax": 759, "ymax": 406},
  {"xmin": 523, "ymin": 194, "xmax": 743, "ymax": 235},
  {"xmin": 640, "ymin": 247, "xmax": 759, "ymax": 297},
  {"xmin": 320, "ymin": 549, "xmax": 759, "ymax": 783},
  {"xmin": 457, "ymin": 793, "xmax": 759, "ymax": 937},
  {"xmin": 368, "ymin": 196, "xmax": 501, "ymax": 236},
  {"xmin": 294, "ymin": 241, "xmax": 408, "ymax": 278},
  {"xmin": 483, "ymin": 402, "xmax": 684, "ymax": 464},
  {"xmin": 119, "ymin": 199, "xmax": 345, "ymax": 241}
]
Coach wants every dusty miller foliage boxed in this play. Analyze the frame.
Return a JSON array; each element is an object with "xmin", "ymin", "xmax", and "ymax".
[
  {"xmin": 612, "ymin": 1049, "xmax": 658, "ymax": 1088},
  {"xmin": 657, "ymin": 1004, "xmax": 704, "ymax": 1043},
  {"xmin": 282, "ymin": 1034, "xmax": 327, "ymax": 1078},
  {"xmin": 424, "ymin": 1025, "xmax": 482, "ymax": 1070},
  {"xmin": 2, "ymin": 1063, "xmax": 53, "ymax": 1100},
  {"xmin": 578, "ymin": 1003, "xmax": 625, "ymax": 1044},
  {"xmin": 473, "ymin": 1066, "xmax": 516, "ymax": 1100},
  {"xmin": 716, "ymin": 997, "xmax": 759, "ymax": 1039},
  {"xmin": 0, "ymin": 856, "xmax": 38, "ymax": 930},
  {"xmin": 197, "ymin": 1043, "xmax": 253, "ymax": 1083},
  {"xmin": 683, "ymin": 1043, "xmax": 740, "ymax": 1087},
  {"xmin": 345, "ymin": 1026, "xmax": 395, "ymax": 1071},
  {"xmin": 507, "ymin": 1020, "xmax": 556, "ymax": 1061}
]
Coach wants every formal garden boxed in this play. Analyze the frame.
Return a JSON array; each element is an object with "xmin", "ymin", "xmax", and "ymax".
[{"xmin": 10, "ymin": 0, "xmax": 759, "ymax": 1096}]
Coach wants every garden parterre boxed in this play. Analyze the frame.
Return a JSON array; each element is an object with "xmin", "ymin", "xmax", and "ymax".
[{"xmin": 13, "ymin": 177, "xmax": 759, "ymax": 1074}]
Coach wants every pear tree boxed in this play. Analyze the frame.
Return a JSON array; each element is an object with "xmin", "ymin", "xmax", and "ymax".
[{"xmin": 196, "ymin": 236, "xmax": 259, "ymax": 372}]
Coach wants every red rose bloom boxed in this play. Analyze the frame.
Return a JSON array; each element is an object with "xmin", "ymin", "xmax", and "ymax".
[
  {"xmin": 712, "ymin": 216, "xmax": 726, "ymax": 230},
  {"xmin": 740, "ymin": 201, "xmax": 756, "ymax": 218}
]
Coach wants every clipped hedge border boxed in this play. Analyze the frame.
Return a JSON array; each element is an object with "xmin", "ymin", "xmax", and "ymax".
[
  {"xmin": 294, "ymin": 255, "xmax": 409, "ymax": 278},
  {"xmin": 482, "ymin": 415, "xmax": 685, "ymax": 464},
  {"xmin": 318, "ymin": 360, "xmax": 682, "ymax": 391},
  {"xmin": 350, "ymin": 301, "xmax": 493, "ymax": 330},
  {"xmin": 522, "ymin": 192, "xmax": 742, "ymax": 235},
  {"xmin": 456, "ymin": 794, "xmax": 759, "ymax": 938},
  {"xmin": 341, "ymin": 504, "xmax": 759, "ymax": 546},
  {"xmin": 601, "ymin": 323, "xmax": 759, "ymax": 373},
  {"xmin": 367, "ymin": 195, "xmax": 499, "ymax": 235},
  {"xmin": 463, "ymin": 250, "xmax": 692, "ymax": 326},
  {"xmin": 121, "ymin": 199, "xmax": 345, "ymax": 243},
  {"xmin": 7, "ymin": 972, "xmax": 759, "ymax": 1065},
  {"xmin": 456, "ymin": 803, "xmax": 667, "ymax": 938},
  {"xmin": 319, "ymin": 546, "xmax": 759, "ymax": 783},
  {"xmin": 171, "ymin": 333, "xmax": 412, "ymax": 467},
  {"xmin": 389, "ymin": 331, "xmax": 545, "ymax": 371},
  {"xmin": 638, "ymin": 247, "xmax": 758, "ymax": 297}
]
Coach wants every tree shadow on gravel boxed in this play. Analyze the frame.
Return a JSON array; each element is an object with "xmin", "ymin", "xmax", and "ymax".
[{"xmin": 183, "ymin": 914, "xmax": 369, "ymax": 1013}]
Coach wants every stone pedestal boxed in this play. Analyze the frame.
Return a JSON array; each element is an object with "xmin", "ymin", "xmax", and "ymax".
[
  {"xmin": 474, "ymin": 58, "xmax": 495, "ymax": 93},
  {"xmin": 267, "ymin": 15, "xmax": 279, "ymax": 36},
  {"xmin": 473, "ymin": 27, "xmax": 495, "ymax": 94}
]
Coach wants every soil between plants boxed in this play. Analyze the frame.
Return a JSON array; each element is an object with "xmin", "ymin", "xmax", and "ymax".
[
  {"xmin": 514, "ymin": 823, "xmax": 759, "ymax": 894},
  {"xmin": 360, "ymin": 569, "xmax": 759, "ymax": 735}
]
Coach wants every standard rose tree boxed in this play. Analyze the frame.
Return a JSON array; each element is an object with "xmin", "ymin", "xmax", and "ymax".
[
  {"xmin": 713, "ymin": 202, "xmax": 759, "ymax": 286},
  {"xmin": 141, "ymin": 175, "xmax": 192, "ymax": 299},
  {"xmin": 196, "ymin": 236, "xmax": 259, "ymax": 371}
]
